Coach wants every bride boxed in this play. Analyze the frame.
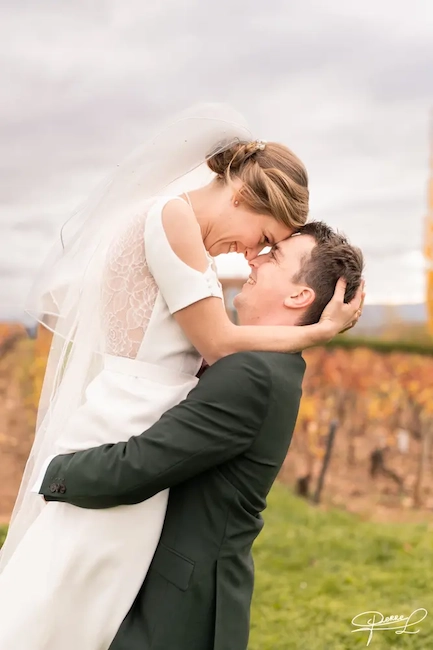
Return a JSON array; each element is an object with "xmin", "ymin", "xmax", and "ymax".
[{"xmin": 0, "ymin": 104, "xmax": 361, "ymax": 649}]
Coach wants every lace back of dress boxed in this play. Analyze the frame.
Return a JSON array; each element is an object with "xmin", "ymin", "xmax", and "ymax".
[{"xmin": 101, "ymin": 212, "xmax": 158, "ymax": 358}]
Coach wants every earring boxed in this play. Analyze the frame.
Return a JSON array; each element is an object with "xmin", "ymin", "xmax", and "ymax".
[{"xmin": 234, "ymin": 199, "xmax": 239, "ymax": 207}]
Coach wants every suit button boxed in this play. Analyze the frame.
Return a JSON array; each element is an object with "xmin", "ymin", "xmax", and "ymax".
[
  {"xmin": 58, "ymin": 484, "xmax": 66, "ymax": 494},
  {"xmin": 49, "ymin": 483, "xmax": 59, "ymax": 493}
]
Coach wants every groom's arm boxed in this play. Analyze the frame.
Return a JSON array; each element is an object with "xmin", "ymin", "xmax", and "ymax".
[{"xmin": 40, "ymin": 352, "xmax": 274, "ymax": 509}]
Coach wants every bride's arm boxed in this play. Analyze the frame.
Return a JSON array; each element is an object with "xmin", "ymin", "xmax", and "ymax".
[
  {"xmin": 148, "ymin": 199, "xmax": 361, "ymax": 365},
  {"xmin": 175, "ymin": 298, "xmax": 330, "ymax": 364}
]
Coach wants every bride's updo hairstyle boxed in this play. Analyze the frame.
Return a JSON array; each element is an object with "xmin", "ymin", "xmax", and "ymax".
[{"xmin": 207, "ymin": 140, "xmax": 309, "ymax": 229}]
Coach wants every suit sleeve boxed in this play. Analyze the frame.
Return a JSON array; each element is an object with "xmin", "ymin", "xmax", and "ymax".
[{"xmin": 40, "ymin": 352, "xmax": 271, "ymax": 508}]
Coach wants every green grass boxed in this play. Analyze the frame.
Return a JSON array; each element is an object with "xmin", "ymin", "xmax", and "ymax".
[
  {"xmin": 250, "ymin": 483, "xmax": 432, "ymax": 649},
  {"xmin": 327, "ymin": 335, "xmax": 433, "ymax": 356},
  {"xmin": 1, "ymin": 488, "xmax": 431, "ymax": 649},
  {"xmin": 0, "ymin": 525, "xmax": 6, "ymax": 548}
]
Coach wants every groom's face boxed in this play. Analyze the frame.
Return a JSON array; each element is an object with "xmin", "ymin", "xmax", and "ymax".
[{"xmin": 234, "ymin": 234, "xmax": 317, "ymax": 326}]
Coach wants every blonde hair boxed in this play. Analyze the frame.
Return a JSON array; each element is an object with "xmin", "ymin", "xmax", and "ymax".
[{"xmin": 207, "ymin": 141, "xmax": 309, "ymax": 229}]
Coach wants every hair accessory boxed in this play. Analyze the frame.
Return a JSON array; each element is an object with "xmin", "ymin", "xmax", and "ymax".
[{"xmin": 253, "ymin": 139, "xmax": 266, "ymax": 151}]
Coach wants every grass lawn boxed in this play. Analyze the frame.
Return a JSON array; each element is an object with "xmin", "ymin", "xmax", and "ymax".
[
  {"xmin": 0, "ymin": 485, "xmax": 431, "ymax": 649},
  {"xmin": 250, "ymin": 483, "xmax": 432, "ymax": 649}
]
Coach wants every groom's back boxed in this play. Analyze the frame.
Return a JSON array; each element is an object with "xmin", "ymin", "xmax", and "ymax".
[{"xmin": 110, "ymin": 351, "xmax": 305, "ymax": 650}]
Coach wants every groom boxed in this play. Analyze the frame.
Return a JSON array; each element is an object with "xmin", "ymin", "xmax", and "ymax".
[{"xmin": 38, "ymin": 222, "xmax": 363, "ymax": 650}]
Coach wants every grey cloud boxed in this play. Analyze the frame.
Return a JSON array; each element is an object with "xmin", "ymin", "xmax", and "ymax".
[{"xmin": 0, "ymin": 0, "xmax": 432, "ymax": 314}]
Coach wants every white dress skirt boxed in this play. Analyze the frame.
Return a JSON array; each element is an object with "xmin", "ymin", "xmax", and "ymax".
[{"xmin": 0, "ymin": 196, "xmax": 223, "ymax": 650}]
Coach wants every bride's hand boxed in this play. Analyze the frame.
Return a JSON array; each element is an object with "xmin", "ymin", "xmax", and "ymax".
[{"xmin": 317, "ymin": 278, "xmax": 365, "ymax": 341}]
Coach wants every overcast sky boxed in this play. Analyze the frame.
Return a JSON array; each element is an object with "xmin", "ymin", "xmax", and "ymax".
[{"xmin": 1, "ymin": 0, "xmax": 432, "ymax": 321}]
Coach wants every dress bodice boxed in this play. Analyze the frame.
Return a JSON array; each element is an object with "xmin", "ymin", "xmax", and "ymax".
[{"xmin": 101, "ymin": 195, "xmax": 224, "ymax": 378}]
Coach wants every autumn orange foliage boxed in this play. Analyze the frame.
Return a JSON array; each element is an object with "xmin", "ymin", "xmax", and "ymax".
[
  {"xmin": 299, "ymin": 346, "xmax": 433, "ymax": 448},
  {"xmin": 0, "ymin": 333, "xmax": 432, "ymax": 520}
]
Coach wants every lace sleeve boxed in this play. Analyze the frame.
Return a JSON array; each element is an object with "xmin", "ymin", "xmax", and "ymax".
[{"xmin": 101, "ymin": 213, "xmax": 159, "ymax": 358}]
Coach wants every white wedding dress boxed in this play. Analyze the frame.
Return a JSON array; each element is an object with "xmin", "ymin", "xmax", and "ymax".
[{"xmin": 0, "ymin": 196, "xmax": 223, "ymax": 649}]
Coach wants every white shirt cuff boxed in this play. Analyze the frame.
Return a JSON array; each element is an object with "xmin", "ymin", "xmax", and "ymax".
[{"xmin": 30, "ymin": 455, "xmax": 57, "ymax": 493}]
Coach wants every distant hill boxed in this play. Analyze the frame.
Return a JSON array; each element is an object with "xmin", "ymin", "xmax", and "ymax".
[{"xmin": 356, "ymin": 303, "xmax": 427, "ymax": 330}]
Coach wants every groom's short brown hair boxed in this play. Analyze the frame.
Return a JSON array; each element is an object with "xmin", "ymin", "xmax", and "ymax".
[{"xmin": 293, "ymin": 222, "xmax": 364, "ymax": 326}]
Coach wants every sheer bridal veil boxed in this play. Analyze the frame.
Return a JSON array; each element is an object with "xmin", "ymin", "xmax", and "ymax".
[{"xmin": 0, "ymin": 104, "xmax": 254, "ymax": 570}]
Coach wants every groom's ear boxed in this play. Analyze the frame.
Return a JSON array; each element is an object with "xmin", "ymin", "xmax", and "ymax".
[{"xmin": 283, "ymin": 286, "xmax": 315, "ymax": 310}]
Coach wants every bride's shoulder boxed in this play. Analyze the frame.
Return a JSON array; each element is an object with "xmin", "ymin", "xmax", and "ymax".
[{"xmin": 150, "ymin": 197, "xmax": 209, "ymax": 272}]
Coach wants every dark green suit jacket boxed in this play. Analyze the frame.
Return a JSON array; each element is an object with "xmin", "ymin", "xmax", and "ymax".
[{"xmin": 41, "ymin": 351, "xmax": 305, "ymax": 650}]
